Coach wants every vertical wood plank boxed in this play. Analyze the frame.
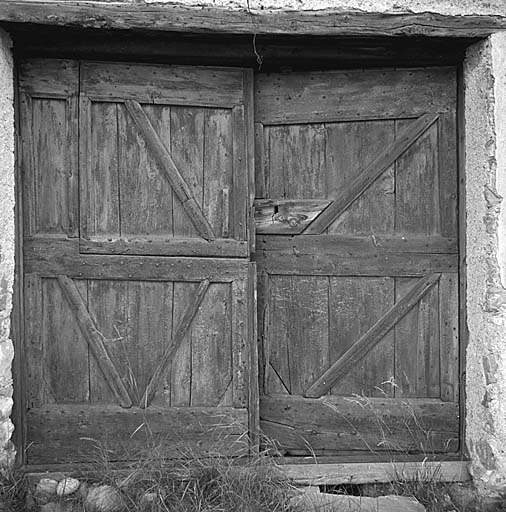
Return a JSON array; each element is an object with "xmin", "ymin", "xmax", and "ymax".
[
  {"xmin": 169, "ymin": 282, "xmax": 197, "ymax": 407},
  {"xmin": 257, "ymin": 270, "xmax": 269, "ymax": 396},
  {"xmin": 79, "ymin": 95, "xmax": 92, "ymax": 240},
  {"xmin": 43, "ymin": 278, "xmax": 90, "ymax": 403},
  {"xmin": 438, "ymin": 111, "xmax": 458, "ymax": 238},
  {"xmin": 440, "ymin": 273, "xmax": 459, "ymax": 402},
  {"xmin": 84, "ymin": 101, "xmax": 120, "ymax": 238},
  {"xmin": 126, "ymin": 281, "xmax": 173, "ymax": 405},
  {"xmin": 248, "ymin": 263, "xmax": 260, "ymax": 453},
  {"xmin": 204, "ymin": 108, "xmax": 233, "ymax": 239},
  {"xmin": 66, "ymin": 94, "xmax": 79, "ymax": 236},
  {"xmin": 329, "ymin": 277, "xmax": 394, "ymax": 397},
  {"xmin": 231, "ymin": 278, "xmax": 248, "ymax": 407},
  {"xmin": 254, "ymin": 122, "xmax": 265, "ymax": 199},
  {"xmin": 170, "ymin": 107, "xmax": 205, "ymax": 239},
  {"xmin": 326, "ymin": 120, "xmax": 395, "ymax": 235},
  {"xmin": 191, "ymin": 283, "xmax": 232, "ymax": 406},
  {"xmin": 87, "ymin": 280, "xmax": 129, "ymax": 404},
  {"xmin": 117, "ymin": 103, "xmax": 174, "ymax": 238},
  {"xmin": 416, "ymin": 283, "xmax": 441, "ymax": 398},
  {"xmin": 288, "ymin": 276, "xmax": 329, "ymax": 395},
  {"xmin": 24, "ymin": 274, "xmax": 43, "ymax": 408},
  {"xmin": 395, "ymin": 120, "xmax": 439, "ymax": 236},
  {"xmin": 264, "ymin": 275, "xmax": 292, "ymax": 395},
  {"xmin": 394, "ymin": 277, "xmax": 419, "ymax": 397},
  {"xmin": 232, "ymin": 105, "xmax": 248, "ymax": 241}
]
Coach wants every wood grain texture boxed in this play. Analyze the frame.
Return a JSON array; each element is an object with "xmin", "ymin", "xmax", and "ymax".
[
  {"xmin": 260, "ymin": 395, "xmax": 459, "ymax": 455},
  {"xmin": 141, "ymin": 279, "xmax": 210, "ymax": 408},
  {"xmin": 231, "ymin": 279, "xmax": 248, "ymax": 407},
  {"xmin": 305, "ymin": 273, "xmax": 441, "ymax": 398},
  {"xmin": 57, "ymin": 276, "xmax": 132, "ymax": 408},
  {"xmin": 281, "ymin": 461, "xmax": 470, "ymax": 485},
  {"xmin": 79, "ymin": 237, "xmax": 249, "ymax": 258},
  {"xmin": 3, "ymin": 2, "xmax": 506, "ymax": 38},
  {"xmin": 325, "ymin": 120, "xmax": 395, "ymax": 236},
  {"xmin": 255, "ymin": 199, "xmax": 331, "ymax": 234},
  {"xmin": 26, "ymin": 404, "xmax": 248, "ymax": 464},
  {"xmin": 328, "ymin": 277, "xmax": 394, "ymax": 397},
  {"xmin": 81, "ymin": 61, "xmax": 244, "ymax": 107},
  {"xmin": 118, "ymin": 103, "xmax": 174, "ymax": 239},
  {"xmin": 256, "ymin": 69, "xmax": 455, "ymax": 125},
  {"xmin": 25, "ymin": 237, "xmax": 249, "ymax": 282},
  {"xmin": 19, "ymin": 87, "xmax": 78, "ymax": 236},
  {"xmin": 304, "ymin": 114, "xmax": 439, "ymax": 234},
  {"xmin": 124, "ymin": 100, "xmax": 215, "ymax": 241}
]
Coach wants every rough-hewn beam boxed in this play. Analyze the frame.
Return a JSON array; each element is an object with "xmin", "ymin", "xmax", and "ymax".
[{"xmin": 0, "ymin": 1, "xmax": 505, "ymax": 37}]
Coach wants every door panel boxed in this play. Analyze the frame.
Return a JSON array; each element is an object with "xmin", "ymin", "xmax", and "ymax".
[
  {"xmin": 19, "ymin": 59, "xmax": 255, "ymax": 464},
  {"xmin": 255, "ymin": 67, "xmax": 460, "ymax": 456}
]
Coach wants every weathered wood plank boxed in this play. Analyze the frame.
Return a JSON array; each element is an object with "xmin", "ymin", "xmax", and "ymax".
[
  {"xmin": 440, "ymin": 273, "xmax": 459, "ymax": 402},
  {"xmin": 25, "ymin": 237, "xmax": 248, "ymax": 282},
  {"xmin": 57, "ymin": 276, "xmax": 133, "ymax": 408},
  {"xmin": 170, "ymin": 106, "xmax": 205, "ymax": 239},
  {"xmin": 202, "ymin": 108, "xmax": 232, "ymax": 241},
  {"xmin": 394, "ymin": 278, "xmax": 441, "ymax": 398},
  {"xmin": 248, "ymin": 263, "xmax": 260, "ymax": 453},
  {"xmin": 395, "ymin": 119, "xmax": 439, "ymax": 235},
  {"xmin": 24, "ymin": 274, "xmax": 44, "ymax": 408},
  {"xmin": 190, "ymin": 283, "xmax": 233, "ymax": 407},
  {"xmin": 256, "ymin": 69, "xmax": 455, "ymax": 125},
  {"xmin": 81, "ymin": 101, "xmax": 120, "ymax": 239},
  {"xmin": 256, "ymin": 250, "xmax": 458, "ymax": 277},
  {"xmin": 124, "ymin": 100, "xmax": 215, "ymax": 240},
  {"xmin": 438, "ymin": 111, "xmax": 459, "ymax": 238},
  {"xmin": 169, "ymin": 282, "xmax": 197, "ymax": 407},
  {"xmin": 260, "ymin": 395, "xmax": 459, "ymax": 455},
  {"xmin": 4, "ymin": 2, "xmax": 505, "ymax": 38},
  {"xmin": 325, "ymin": 120, "xmax": 395, "ymax": 236},
  {"xmin": 20, "ymin": 92, "xmax": 78, "ymax": 236},
  {"xmin": 42, "ymin": 278, "xmax": 90, "ymax": 404},
  {"xmin": 26, "ymin": 404, "xmax": 248, "ymax": 464},
  {"xmin": 81, "ymin": 61, "xmax": 244, "ymax": 107},
  {"xmin": 329, "ymin": 277, "xmax": 394, "ymax": 397},
  {"xmin": 18, "ymin": 59, "xmax": 78, "ymax": 97},
  {"xmin": 118, "ymin": 103, "xmax": 174, "ymax": 239},
  {"xmin": 280, "ymin": 461, "xmax": 470, "ymax": 485},
  {"xmin": 305, "ymin": 273, "xmax": 441, "ymax": 398},
  {"xmin": 257, "ymin": 235, "xmax": 458, "ymax": 254},
  {"xmin": 140, "ymin": 279, "xmax": 210, "ymax": 408},
  {"xmin": 231, "ymin": 279, "xmax": 248, "ymax": 408},
  {"xmin": 86, "ymin": 280, "xmax": 130, "ymax": 404},
  {"xmin": 255, "ymin": 199, "xmax": 331, "ymax": 234},
  {"xmin": 304, "ymin": 114, "xmax": 439, "ymax": 234},
  {"xmin": 79, "ymin": 237, "xmax": 248, "ymax": 258},
  {"xmin": 232, "ymin": 105, "xmax": 248, "ymax": 241}
]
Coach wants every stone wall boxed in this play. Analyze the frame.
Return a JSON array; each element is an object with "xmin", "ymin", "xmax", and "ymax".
[
  {"xmin": 464, "ymin": 34, "xmax": 506, "ymax": 493},
  {"xmin": 0, "ymin": 26, "xmax": 15, "ymax": 469}
]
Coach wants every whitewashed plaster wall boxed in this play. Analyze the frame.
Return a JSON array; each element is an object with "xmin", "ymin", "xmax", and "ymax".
[{"xmin": 0, "ymin": 26, "xmax": 15, "ymax": 470}]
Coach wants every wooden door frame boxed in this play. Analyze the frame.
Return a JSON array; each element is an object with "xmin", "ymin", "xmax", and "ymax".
[{"xmin": 9, "ymin": 28, "xmax": 469, "ymax": 476}]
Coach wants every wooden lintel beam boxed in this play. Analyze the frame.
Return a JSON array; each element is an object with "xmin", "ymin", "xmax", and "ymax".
[
  {"xmin": 304, "ymin": 273, "xmax": 441, "ymax": 398},
  {"xmin": 124, "ymin": 100, "xmax": 215, "ymax": 241},
  {"xmin": 0, "ymin": 1, "xmax": 505, "ymax": 37}
]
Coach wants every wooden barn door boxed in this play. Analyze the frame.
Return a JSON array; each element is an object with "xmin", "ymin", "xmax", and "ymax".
[
  {"xmin": 18, "ymin": 60, "xmax": 255, "ymax": 464},
  {"xmin": 255, "ymin": 68, "xmax": 460, "ymax": 457}
]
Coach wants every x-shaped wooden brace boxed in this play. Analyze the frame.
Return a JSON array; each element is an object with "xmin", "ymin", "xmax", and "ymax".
[{"xmin": 58, "ymin": 275, "xmax": 210, "ymax": 409}]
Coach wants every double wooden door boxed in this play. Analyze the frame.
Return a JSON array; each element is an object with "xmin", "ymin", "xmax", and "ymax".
[
  {"xmin": 255, "ymin": 67, "xmax": 460, "ymax": 457},
  {"xmin": 18, "ymin": 59, "xmax": 460, "ymax": 464},
  {"xmin": 19, "ymin": 60, "xmax": 255, "ymax": 464}
]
